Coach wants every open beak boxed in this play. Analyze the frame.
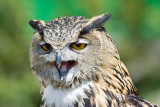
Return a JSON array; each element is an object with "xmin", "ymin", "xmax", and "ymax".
[{"xmin": 55, "ymin": 52, "xmax": 77, "ymax": 80}]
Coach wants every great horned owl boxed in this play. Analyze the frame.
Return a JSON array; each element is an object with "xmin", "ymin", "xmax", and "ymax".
[{"xmin": 29, "ymin": 13, "xmax": 157, "ymax": 107}]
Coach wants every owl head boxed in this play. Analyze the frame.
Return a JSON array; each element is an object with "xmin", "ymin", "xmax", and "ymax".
[{"xmin": 29, "ymin": 13, "xmax": 119, "ymax": 88}]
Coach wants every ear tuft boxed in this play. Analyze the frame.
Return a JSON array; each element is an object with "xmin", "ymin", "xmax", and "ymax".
[
  {"xmin": 80, "ymin": 13, "xmax": 112, "ymax": 34},
  {"xmin": 29, "ymin": 20, "xmax": 45, "ymax": 35}
]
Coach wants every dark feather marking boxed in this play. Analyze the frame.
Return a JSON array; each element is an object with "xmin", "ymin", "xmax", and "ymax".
[
  {"xmin": 73, "ymin": 102, "xmax": 78, "ymax": 107},
  {"xmin": 83, "ymin": 98, "xmax": 91, "ymax": 107},
  {"xmin": 127, "ymin": 79, "xmax": 138, "ymax": 95},
  {"xmin": 96, "ymin": 27, "xmax": 106, "ymax": 32},
  {"xmin": 122, "ymin": 67, "xmax": 129, "ymax": 77},
  {"xmin": 114, "ymin": 96, "xmax": 120, "ymax": 104},
  {"xmin": 111, "ymin": 67, "xmax": 124, "ymax": 80},
  {"xmin": 103, "ymin": 89, "xmax": 121, "ymax": 106},
  {"xmin": 121, "ymin": 94, "xmax": 155, "ymax": 107},
  {"xmin": 113, "ymin": 55, "xmax": 119, "ymax": 60},
  {"xmin": 83, "ymin": 85, "xmax": 95, "ymax": 107},
  {"xmin": 73, "ymin": 16, "xmax": 79, "ymax": 22},
  {"xmin": 41, "ymin": 99, "xmax": 49, "ymax": 107},
  {"xmin": 123, "ymin": 81, "xmax": 130, "ymax": 94},
  {"xmin": 104, "ymin": 79, "xmax": 110, "ymax": 86},
  {"xmin": 118, "ymin": 64, "xmax": 122, "ymax": 71},
  {"xmin": 102, "ymin": 89, "xmax": 112, "ymax": 106},
  {"xmin": 106, "ymin": 75, "xmax": 112, "ymax": 80},
  {"xmin": 40, "ymin": 99, "xmax": 45, "ymax": 106},
  {"xmin": 128, "ymin": 95, "xmax": 157, "ymax": 107},
  {"xmin": 83, "ymin": 98, "xmax": 96, "ymax": 107},
  {"xmin": 118, "ymin": 82, "xmax": 125, "ymax": 90},
  {"xmin": 84, "ymin": 88, "xmax": 94, "ymax": 98},
  {"xmin": 126, "ymin": 88, "xmax": 130, "ymax": 94},
  {"xmin": 118, "ymin": 64, "xmax": 125, "ymax": 78},
  {"xmin": 113, "ymin": 74, "xmax": 124, "ymax": 86},
  {"xmin": 111, "ymin": 67, "xmax": 119, "ymax": 74},
  {"xmin": 121, "ymin": 97, "xmax": 143, "ymax": 107},
  {"xmin": 106, "ymin": 99, "xmax": 111, "ymax": 106},
  {"xmin": 53, "ymin": 20, "xmax": 61, "ymax": 26},
  {"xmin": 117, "ymin": 88, "xmax": 123, "ymax": 94},
  {"xmin": 79, "ymin": 16, "xmax": 86, "ymax": 20},
  {"xmin": 111, "ymin": 83, "xmax": 116, "ymax": 89}
]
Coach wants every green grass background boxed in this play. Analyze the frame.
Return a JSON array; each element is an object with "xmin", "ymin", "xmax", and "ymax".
[{"xmin": 0, "ymin": 0, "xmax": 160, "ymax": 106}]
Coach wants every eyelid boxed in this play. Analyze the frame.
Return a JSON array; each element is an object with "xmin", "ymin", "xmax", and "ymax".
[
  {"xmin": 76, "ymin": 39, "xmax": 89, "ymax": 44},
  {"xmin": 39, "ymin": 41, "xmax": 46, "ymax": 45}
]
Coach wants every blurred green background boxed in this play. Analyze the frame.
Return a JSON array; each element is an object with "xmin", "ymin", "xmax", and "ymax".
[{"xmin": 0, "ymin": 0, "xmax": 160, "ymax": 106}]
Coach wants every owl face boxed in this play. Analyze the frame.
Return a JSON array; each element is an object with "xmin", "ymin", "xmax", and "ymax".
[{"xmin": 29, "ymin": 14, "xmax": 111, "ymax": 86}]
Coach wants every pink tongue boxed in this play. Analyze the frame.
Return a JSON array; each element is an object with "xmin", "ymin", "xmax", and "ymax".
[{"xmin": 60, "ymin": 61, "xmax": 76, "ymax": 74}]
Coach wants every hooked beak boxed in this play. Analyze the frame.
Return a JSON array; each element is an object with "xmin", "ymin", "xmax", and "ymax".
[
  {"xmin": 56, "ymin": 52, "xmax": 61, "ymax": 70},
  {"xmin": 55, "ymin": 52, "xmax": 77, "ymax": 81}
]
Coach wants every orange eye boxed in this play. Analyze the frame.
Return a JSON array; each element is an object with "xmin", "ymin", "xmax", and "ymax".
[
  {"xmin": 70, "ymin": 43, "xmax": 86, "ymax": 50},
  {"xmin": 41, "ymin": 43, "xmax": 52, "ymax": 51}
]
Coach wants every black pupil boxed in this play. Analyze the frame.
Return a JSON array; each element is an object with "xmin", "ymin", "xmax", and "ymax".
[
  {"xmin": 45, "ymin": 44, "xmax": 51, "ymax": 49},
  {"xmin": 42, "ymin": 43, "xmax": 51, "ymax": 50},
  {"xmin": 75, "ymin": 43, "xmax": 82, "ymax": 47}
]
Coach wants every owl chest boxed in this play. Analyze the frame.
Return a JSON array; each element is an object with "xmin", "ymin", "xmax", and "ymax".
[{"xmin": 41, "ymin": 82, "xmax": 93, "ymax": 107}]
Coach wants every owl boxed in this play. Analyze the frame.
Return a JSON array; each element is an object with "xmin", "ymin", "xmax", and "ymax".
[{"xmin": 29, "ymin": 13, "xmax": 157, "ymax": 107}]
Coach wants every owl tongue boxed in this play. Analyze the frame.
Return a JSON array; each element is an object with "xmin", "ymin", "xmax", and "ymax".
[{"xmin": 59, "ymin": 61, "xmax": 76, "ymax": 75}]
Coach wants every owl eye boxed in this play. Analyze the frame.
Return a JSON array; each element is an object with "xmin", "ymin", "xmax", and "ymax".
[
  {"xmin": 70, "ymin": 43, "xmax": 87, "ymax": 50},
  {"xmin": 41, "ymin": 43, "xmax": 52, "ymax": 51}
]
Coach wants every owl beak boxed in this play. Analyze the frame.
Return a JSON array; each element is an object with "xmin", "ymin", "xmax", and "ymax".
[
  {"xmin": 55, "ymin": 52, "xmax": 76, "ymax": 80},
  {"xmin": 55, "ymin": 52, "xmax": 64, "ymax": 80},
  {"xmin": 56, "ymin": 52, "xmax": 62, "ymax": 70}
]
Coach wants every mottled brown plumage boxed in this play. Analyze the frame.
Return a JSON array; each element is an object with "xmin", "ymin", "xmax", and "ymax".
[{"xmin": 29, "ymin": 13, "xmax": 157, "ymax": 107}]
